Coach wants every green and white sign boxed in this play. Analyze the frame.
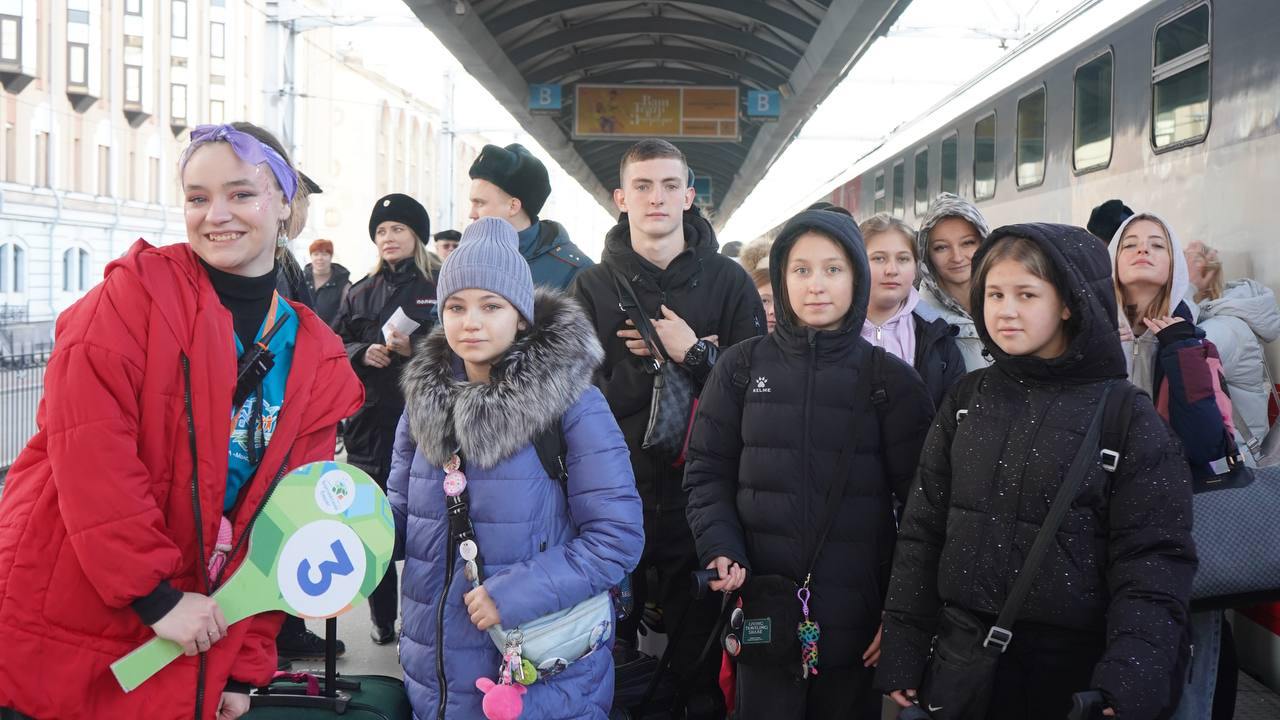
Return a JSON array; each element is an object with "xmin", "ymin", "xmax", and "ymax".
[{"xmin": 111, "ymin": 461, "xmax": 395, "ymax": 692}]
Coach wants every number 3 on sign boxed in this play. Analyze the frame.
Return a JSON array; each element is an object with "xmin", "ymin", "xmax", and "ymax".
[{"xmin": 278, "ymin": 521, "xmax": 367, "ymax": 617}]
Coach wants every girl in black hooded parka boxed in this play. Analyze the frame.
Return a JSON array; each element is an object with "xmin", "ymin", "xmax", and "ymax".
[
  {"xmin": 684, "ymin": 209, "xmax": 935, "ymax": 719},
  {"xmin": 877, "ymin": 224, "xmax": 1196, "ymax": 720}
]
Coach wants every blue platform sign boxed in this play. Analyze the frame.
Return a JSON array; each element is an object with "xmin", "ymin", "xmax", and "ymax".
[
  {"xmin": 529, "ymin": 84, "xmax": 562, "ymax": 113},
  {"xmin": 693, "ymin": 176, "xmax": 713, "ymax": 206},
  {"xmin": 747, "ymin": 90, "xmax": 781, "ymax": 119}
]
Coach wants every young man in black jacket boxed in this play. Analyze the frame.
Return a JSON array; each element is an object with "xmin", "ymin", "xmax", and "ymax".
[{"xmin": 571, "ymin": 139, "xmax": 764, "ymax": 716}]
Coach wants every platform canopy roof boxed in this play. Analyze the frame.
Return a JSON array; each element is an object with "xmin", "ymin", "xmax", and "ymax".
[{"xmin": 402, "ymin": 0, "xmax": 911, "ymax": 226}]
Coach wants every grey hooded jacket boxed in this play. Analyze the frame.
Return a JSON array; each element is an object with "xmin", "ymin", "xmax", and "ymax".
[
  {"xmin": 1198, "ymin": 279, "xmax": 1280, "ymax": 441},
  {"xmin": 916, "ymin": 193, "xmax": 994, "ymax": 371}
]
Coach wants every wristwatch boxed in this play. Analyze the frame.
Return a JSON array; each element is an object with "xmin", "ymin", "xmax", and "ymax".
[{"xmin": 682, "ymin": 339, "xmax": 709, "ymax": 368}]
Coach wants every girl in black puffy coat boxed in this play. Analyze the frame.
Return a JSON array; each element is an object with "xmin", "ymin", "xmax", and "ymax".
[
  {"xmin": 684, "ymin": 208, "xmax": 935, "ymax": 720},
  {"xmin": 877, "ymin": 224, "xmax": 1197, "ymax": 720}
]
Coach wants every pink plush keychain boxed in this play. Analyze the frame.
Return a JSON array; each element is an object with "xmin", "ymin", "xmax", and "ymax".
[{"xmin": 475, "ymin": 677, "xmax": 526, "ymax": 720}]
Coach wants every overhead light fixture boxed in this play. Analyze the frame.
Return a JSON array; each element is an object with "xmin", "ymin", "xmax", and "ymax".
[{"xmin": 454, "ymin": 1, "xmax": 467, "ymax": 16}]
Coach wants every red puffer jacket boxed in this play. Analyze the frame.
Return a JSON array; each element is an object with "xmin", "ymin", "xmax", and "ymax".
[{"xmin": 0, "ymin": 240, "xmax": 364, "ymax": 719}]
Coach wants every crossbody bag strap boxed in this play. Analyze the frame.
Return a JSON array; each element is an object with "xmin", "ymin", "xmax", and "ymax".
[
  {"xmin": 610, "ymin": 267, "xmax": 670, "ymax": 364},
  {"xmin": 985, "ymin": 380, "xmax": 1116, "ymax": 652}
]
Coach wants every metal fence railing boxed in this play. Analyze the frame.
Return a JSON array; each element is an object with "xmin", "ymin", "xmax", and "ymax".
[{"xmin": 1, "ymin": 344, "xmax": 53, "ymax": 481}]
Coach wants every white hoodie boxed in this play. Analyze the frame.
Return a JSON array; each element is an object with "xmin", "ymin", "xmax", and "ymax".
[{"xmin": 1197, "ymin": 279, "xmax": 1280, "ymax": 440}]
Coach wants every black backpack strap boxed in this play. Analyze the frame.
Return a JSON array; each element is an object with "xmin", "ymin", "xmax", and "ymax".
[
  {"xmin": 730, "ymin": 336, "xmax": 765, "ymax": 401},
  {"xmin": 869, "ymin": 345, "xmax": 889, "ymax": 421},
  {"xmin": 532, "ymin": 419, "xmax": 569, "ymax": 491},
  {"xmin": 1100, "ymin": 382, "xmax": 1140, "ymax": 474},
  {"xmin": 950, "ymin": 368, "xmax": 987, "ymax": 424}
]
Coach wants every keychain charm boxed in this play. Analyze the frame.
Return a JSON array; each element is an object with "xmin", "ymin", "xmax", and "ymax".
[{"xmin": 797, "ymin": 579, "xmax": 821, "ymax": 678}]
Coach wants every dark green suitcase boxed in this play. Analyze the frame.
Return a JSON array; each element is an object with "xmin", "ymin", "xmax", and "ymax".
[{"xmin": 244, "ymin": 619, "xmax": 411, "ymax": 720}]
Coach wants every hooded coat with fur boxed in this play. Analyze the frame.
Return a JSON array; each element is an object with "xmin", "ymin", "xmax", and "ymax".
[
  {"xmin": 684, "ymin": 209, "xmax": 935, "ymax": 671},
  {"xmin": 388, "ymin": 290, "xmax": 643, "ymax": 720},
  {"xmin": 1110, "ymin": 213, "xmax": 1238, "ymax": 480},
  {"xmin": 878, "ymin": 224, "xmax": 1195, "ymax": 720},
  {"xmin": 916, "ymin": 193, "xmax": 994, "ymax": 371}
]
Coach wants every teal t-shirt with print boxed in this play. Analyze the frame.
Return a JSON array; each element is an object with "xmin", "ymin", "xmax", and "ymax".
[{"xmin": 226, "ymin": 296, "xmax": 298, "ymax": 510}]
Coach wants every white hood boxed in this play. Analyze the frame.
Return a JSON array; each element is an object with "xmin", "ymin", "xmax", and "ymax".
[{"xmin": 1108, "ymin": 212, "xmax": 1194, "ymax": 331}]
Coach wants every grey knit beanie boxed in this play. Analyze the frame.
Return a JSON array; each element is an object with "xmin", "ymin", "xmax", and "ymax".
[{"xmin": 437, "ymin": 217, "xmax": 535, "ymax": 322}]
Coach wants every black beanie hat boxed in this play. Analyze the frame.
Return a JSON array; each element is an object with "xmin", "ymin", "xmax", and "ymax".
[
  {"xmin": 368, "ymin": 193, "xmax": 430, "ymax": 244},
  {"xmin": 1086, "ymin": 199, "xmax": 1134, "ymax": 245},
  {"xmin": 806, "ymin": 200, "xmax": 854, "ymax": 218},
  {"xmin": 468, "ymin": 143, "xmax": 551, "ymax": 221}
]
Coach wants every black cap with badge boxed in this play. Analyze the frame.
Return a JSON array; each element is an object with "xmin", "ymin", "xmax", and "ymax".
[{"xmin": 368, "ymin": 193, "xmax": 431, "ymax": 245}]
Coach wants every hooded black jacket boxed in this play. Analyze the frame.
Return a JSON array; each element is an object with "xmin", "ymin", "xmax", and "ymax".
[
  {"xmin": 683, "ymin": 209, "xmax": 935, "ymax": 670},
  {"xmin": 911, "ymin": 304, "xmax": 966, "ymax": 409},
  {"xmin": 331, "ymin": 260, "xmax": 437, "ymax": 478},
  {"xmin": 304, "ymin": 262, "xmax": 351, "ymax": 327},
  {"xmin": 570, "ymin": 209, "xmax": 765, "ymax": 512},
  {"xmin": 876, "ymin": 223, "xmax": 1196, "ymax": 720}
]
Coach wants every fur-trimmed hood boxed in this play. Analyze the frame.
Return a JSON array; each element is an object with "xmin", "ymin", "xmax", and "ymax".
[{"xmin": 401, "ymin": 288, "xmax": 604, "ymax": 468}]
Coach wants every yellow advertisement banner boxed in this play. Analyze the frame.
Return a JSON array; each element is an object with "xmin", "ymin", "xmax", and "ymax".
[{"xmin": 574, "ymin": 85, "xmax": 738, "ymax": 141}]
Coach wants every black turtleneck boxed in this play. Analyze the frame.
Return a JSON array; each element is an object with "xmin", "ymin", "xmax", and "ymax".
[{"xmin": 200, "ymin": 259, "xmax": 278, "ymax": 349}]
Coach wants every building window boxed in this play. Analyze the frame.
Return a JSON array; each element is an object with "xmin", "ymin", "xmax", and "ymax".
[
  {"xmin": 873, "ymin": 170, "xmax": 886, "ymax": 213},
  {"xmin": 34, "ymin": 131, "xmax": 48, "ymax": 188},
  {"xmin": 1074, "ymin": 51, "xmax": 1114, "ymax": 172},
  {"xmin": 0, "ymin": 14, "xmax": 20, "ymax": 64},
  {"xmin": 1153, "ymin": 3, "xmax": 1211, "ymax": 150},
  {"xmin": 891, "ymin": 160, "xmax": 905, "ymax": 218},
  {"xmin": 68, "ymin": 42, "xmax": 89, "ymax": 87},
  {"xmin": 150, "ymin": 157, "xmax": 160, "ymax": 204},
  {"xmin": 171, "ymin": 83, "xmax": 188, "ymax": 122},
  {"xmin": 1016, "ymin": 87, "xmax": 1046, "ymax": 188},
  {"xmin": 72, "ymin": 138, "xmax": 82, "ymax": 192},
  {"xmin": 63, "ymin": 248, "xmax": 91, "ymax": 292},
  {"xmin": 940, "ymin": 133, "xmax": 957, "ymax": 196},
  {"xmin": 974, "ymin": 113, "xmax": 996, "ymax": 201},
  {"xmin": 98, "ymin": 145, "xmax": 110, "ymax": 196},
  {"xmin": 124, "ymin": 64, "xmax": 142, "ymax": 104},
  {"xmin": 171, "ymin": 0, "xmax": 188, "ymax": 38},
  {"xmin": 0, "ymin": 242, "xmax": 26, "ymax": 294},
  {"xmin": 210, "ymin": 22, "xmax": 225, "ymax": 58},
  {"xmin": 128, "ymin": 151, "xmax": 137, "ymax": 201},
  {"xmin": 209, "ymin": 99, "xmax": 224, "ymax": 124},
  {"xmin": 4, "ymin": 124, "xmax": 15, "ymax": 181},
  {"xmin": 125, "ymin": 0, "xmax": 143, "ymax": 16},
  {"xmin": 913, "ymin": 148, "xmax": 929, "ymax": 216}
]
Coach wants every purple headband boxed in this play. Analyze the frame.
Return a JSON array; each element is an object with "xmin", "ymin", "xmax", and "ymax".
[{"xmin": 181, "ymin": 124, "xmax": 299, "ymax": 202}]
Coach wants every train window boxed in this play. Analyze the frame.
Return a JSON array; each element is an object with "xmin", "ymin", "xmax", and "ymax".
[
  {"xmin": 974, "ymin": 113, "xmax": 996, "ymax": 201},
  {"xmin": 914, "ymin": 148, "xmax": 928, "ymax": 216},
  {"xmin": 1073, "ymin": 51, "xmax": 1113, "ymax": 172},
  {"xmin": 874, "ymin": 170, "xmax": 886, "ymax": 213},
  {"xmin": 1016, "ymin": 86, "xmax": 1046, "ymax": 188},
  {"xmin": 1152, "ymin": 3, "xmax": 1210, "ymax": 150},
  {"xmin": 941, "ymin": 133, "xmax": 957, "ymax": 195},
  {"xmin": 892, "ymin": 159, "xmax": 905, "ymax": 218}
]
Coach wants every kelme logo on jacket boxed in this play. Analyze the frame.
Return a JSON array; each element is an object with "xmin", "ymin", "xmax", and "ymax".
[{"xmin": 752, "ymin": 376, "xmax": 771, "ymax": 393}]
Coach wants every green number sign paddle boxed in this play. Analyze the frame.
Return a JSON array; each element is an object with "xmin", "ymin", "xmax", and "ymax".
[{"xmin": 111, "ymin": 461, "xmax": 395, "ymax": 692}]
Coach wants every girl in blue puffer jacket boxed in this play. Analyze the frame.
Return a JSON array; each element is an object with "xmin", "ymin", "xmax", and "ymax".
[{"xmin": 387, "ymin": 217, "xmax": 644, "ymax": 719}]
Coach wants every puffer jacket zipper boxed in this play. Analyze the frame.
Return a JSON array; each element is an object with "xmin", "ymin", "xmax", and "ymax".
[
  {"xmin": 436, "ymin": 532, "xmax": 457, "ymax": 720},
  {"xmin": 801, "ymin": 334, "xmax": 817, "ymax": 567},
  {"xmin": 181, "ymin": 353, "xmax": 208, "ymax": 720}
]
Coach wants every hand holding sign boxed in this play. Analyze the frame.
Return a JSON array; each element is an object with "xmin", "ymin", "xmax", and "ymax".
[{"xmin": 111, "ymin": 461, "xmax": 395, "ymax": 692}]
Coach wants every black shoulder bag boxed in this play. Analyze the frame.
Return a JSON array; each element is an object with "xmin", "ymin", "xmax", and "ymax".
[
  {"xmin": 610, "ymin": 268, "xmax": 698, "ymax": 464},
  {"xmin": 915, "ymin": 381, "xmax": 1116, "ymax": 720}
]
